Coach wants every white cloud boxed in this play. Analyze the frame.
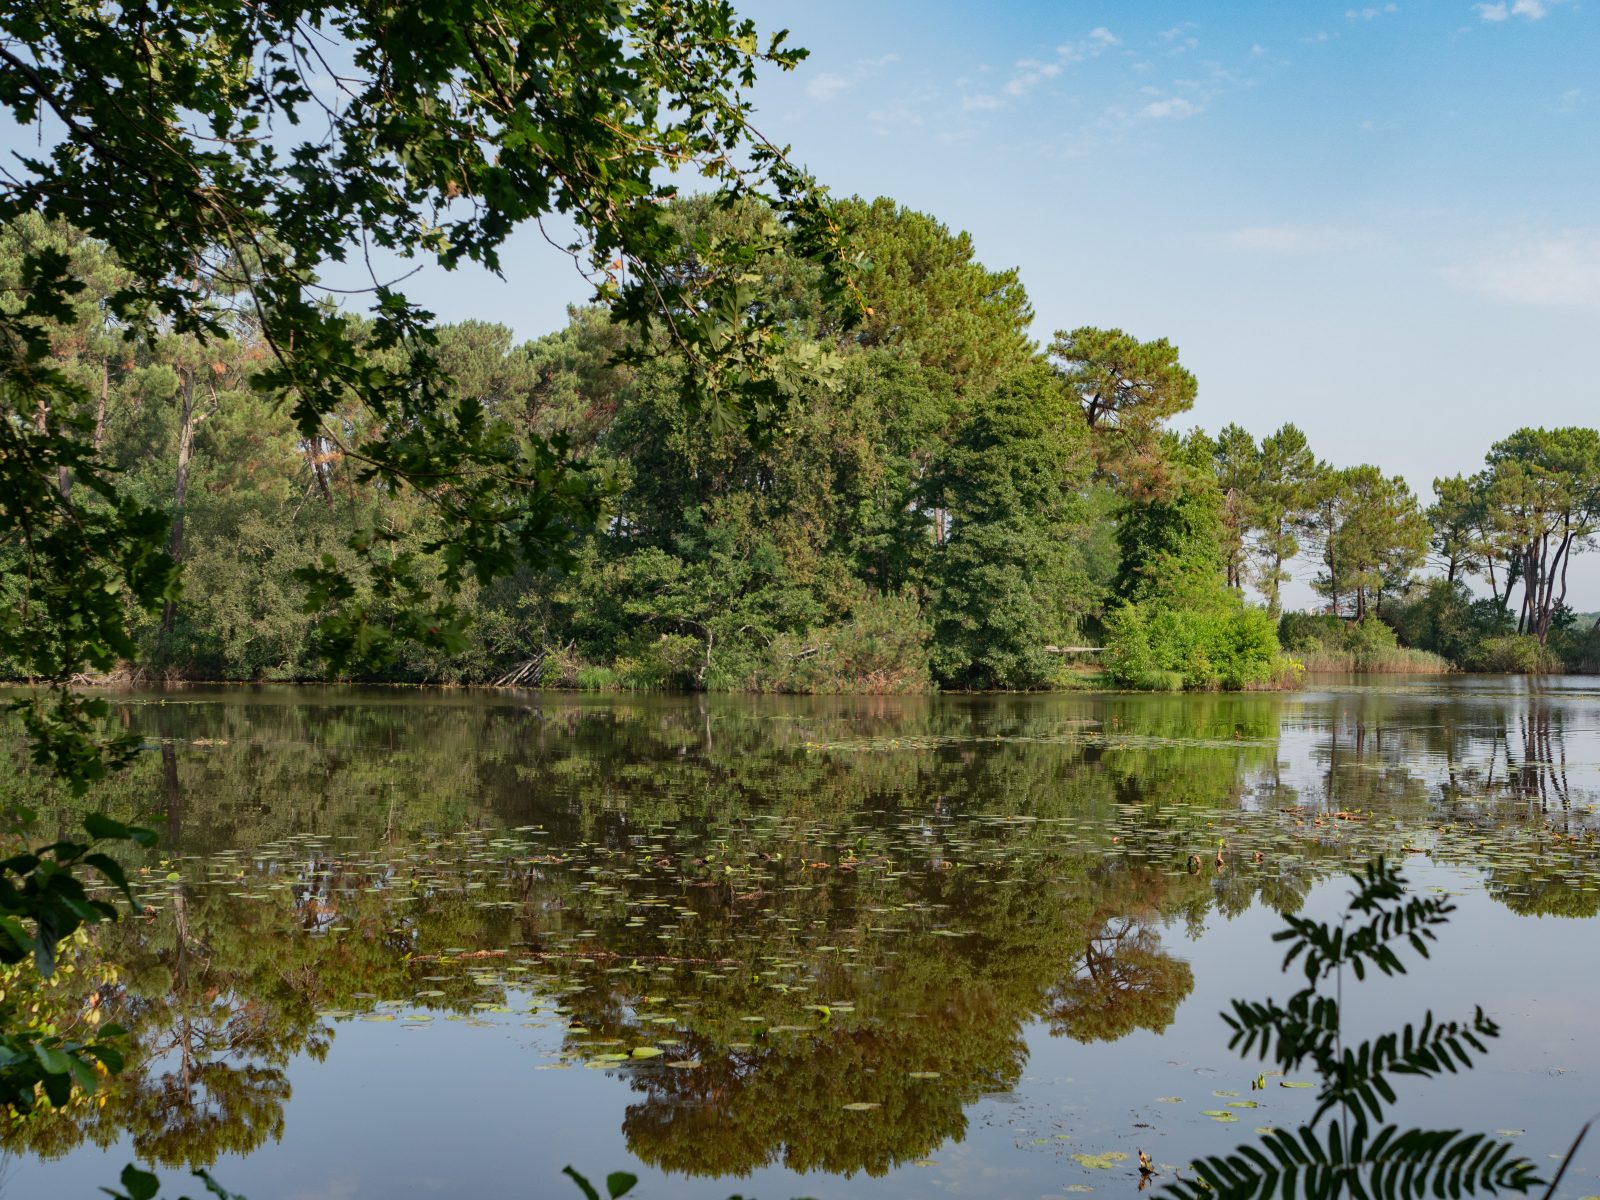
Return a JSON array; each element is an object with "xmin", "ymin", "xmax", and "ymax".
[
  {"xmin": 867, "ymin": 85, "xmax": 936, "ymax": 132},
  {"xmin": 1142, "ymin": 97, "xmax": 1198, "ymax": 120},
  {"xmin": 1221, "ymin": 225, "xmax": 1372, "ymax": 254},
  {"xmin": 1445, "ymin": 234, "xmax": 1600, "ymax": 310},
  {"xmin": 803, "ymin": 53, "xmax": 900, "ymax": 102},
  {"xmin": 1005, "ymin": 58, "xmax": 1063, "ymax": 96},
  {"xmin": 965, "ymin": 27, "xmax": 1120, "ymax": 110},
  {"xmin": 805, "ymin": 73, "xmax": 851, "ymax": 102},
  {"xmin": 1475, "ymin": 0, "xmax": 1548, "ymax": 19}
]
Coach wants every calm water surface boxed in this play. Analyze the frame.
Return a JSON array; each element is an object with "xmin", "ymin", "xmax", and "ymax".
[{"xmin": 2, "ymin": 677, "xmax": 1598, "ymax": 1199}]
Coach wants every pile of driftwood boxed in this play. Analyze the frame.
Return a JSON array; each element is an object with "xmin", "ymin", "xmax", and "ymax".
[{"xmin": 491, "ymin": 652, "xmax": 546, "ymax": 688}]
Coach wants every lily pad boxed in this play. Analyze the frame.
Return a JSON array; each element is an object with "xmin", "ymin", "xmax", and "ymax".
[{"xmin": 1071, "ymin": 1152, "xmax": 1129, "ymax": 1170}]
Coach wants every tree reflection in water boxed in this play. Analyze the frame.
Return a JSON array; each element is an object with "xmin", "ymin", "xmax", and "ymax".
[{"xmin": 1, "ymin": 685, "xmax": 1596, "ymax": 1176}]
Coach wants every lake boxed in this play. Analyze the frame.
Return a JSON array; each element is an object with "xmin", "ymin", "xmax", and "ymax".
[{"xmin": 3, "ymin": 677, "xmax": 1598, "ymax": 1200}]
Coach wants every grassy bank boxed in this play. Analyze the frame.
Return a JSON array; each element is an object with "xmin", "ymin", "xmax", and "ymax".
[{"xmin": 1292, "ymin": 646, "xmax": 1453, "ymax": 673}]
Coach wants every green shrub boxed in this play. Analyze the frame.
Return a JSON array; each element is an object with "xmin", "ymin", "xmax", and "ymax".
[
  {"xmin": 1382, "ymin": 580, "xmax": 1513, "ymax": 665},
  {"xmin": 1462, "ymin": 635, "xmax": 1560, "ymax": 674},
  {"xmin": 1277, "ymin": 610, "xmax": 1345, "ymax": 654},
  {"xmin": 1105, "ymin": 601, "xmax": 1291, "ymax": 691},
  {"xmin": 1550, "ymin": 616, "xmax": 1600, "ymax": 672},
  {"xmin": 619, "ymin": 634, "xmax": 705, "ymax": 690},
  {"xmin": 1279, "ymin": 612, "xmax": 1452, "ymax": 673},
  {"xmin": 753, "ymin": 593, "xmax": 935, "ymax": 694},
  {"xmin": 573, "ymin": 664, "xmax": 620, "ymax": 691}
]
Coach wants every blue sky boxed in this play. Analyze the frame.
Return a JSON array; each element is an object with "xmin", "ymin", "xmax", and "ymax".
[{"xmin": 410, "ymin": 0, "xmax": 1599, "ymax": 606}]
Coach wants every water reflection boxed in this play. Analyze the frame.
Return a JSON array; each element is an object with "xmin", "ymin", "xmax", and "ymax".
[{"xmin": 1, "ymin": 681, "xmax": 1597, "ymax": 1184}]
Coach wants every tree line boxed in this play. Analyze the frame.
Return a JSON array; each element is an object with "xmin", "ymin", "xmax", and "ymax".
[{"xmin": 4, "ymin": 204, "xmax": 1597, "ymax": 693}]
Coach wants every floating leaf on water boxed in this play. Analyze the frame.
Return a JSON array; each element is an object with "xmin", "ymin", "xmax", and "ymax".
[
  {"xmin": 1155, "ymin": 1097, "xmax": 1183, "ymax": 1104},
  {"xmin": 1279, "ymin": 1081, "xmax": 1313, "ymax": 1089},
  {"xmin": 1213, "ymin": 1090, "xmax": 1239, "ymax": 1097},
  {"xmin": 1071, "ymin": 1152, "xmax": 1128, "ymax": 1170},
  {"xmin": 1227, "ymin": 1100, "xmax": 1258, "ymax": 1109},
  {"xmin": 665, "ymin": 1060, "xmax": 701, "ymax": 1069},
  {"xmin": 629, "ymin": 1046, "xmax": 664, "ymax": 1059}
]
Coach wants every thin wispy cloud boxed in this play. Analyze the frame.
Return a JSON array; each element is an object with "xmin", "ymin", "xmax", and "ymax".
[
  {"xmin": 961, "ymin": 27, "xmax": 1120, "ymax": 111},
  {"xmin": 867, "ymin": 87, "xmax": 936, "ymax": 131},
  {"xmin": 803, "ymin": 53, "xmax": 900, "ymax": 102},
  {"xmin": 806, "ymin": 73, "xmax": 851, "ymax": 102},
  {"xmin": 1157, "ymin": 22, "xmax": 1199, "ymax": 49},
  {"xmin": 1005, "ymin": 58, "xmax": 1063, "ymax": 97},
  {"xmin": 1347, "ymin": 3, "xmax": 1399, "ymax": 18},
  {"xmin": 1445, "ymin": 233, "xmax": 1600, "ymax": 310},
  {"xmin": 1142, "ymin": 97, "xmax": 1198, "ymax": 120},
  {"xmin": 1474, "ymin": 0, "xmax": 1549, "ymax": 20}
]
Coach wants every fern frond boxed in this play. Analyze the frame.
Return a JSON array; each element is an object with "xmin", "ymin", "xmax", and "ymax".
[
  {"xmin": 1313, "ymin": 1007, "xmax": 1501, "ymax": 1130},
  {"xmin": 1165, "ymin": 1126, "xmax": 1542, "ymax": 1200},
  {"xmin": 1277, "ymin": 861, "xmax": 1454, "ymax": 985}
]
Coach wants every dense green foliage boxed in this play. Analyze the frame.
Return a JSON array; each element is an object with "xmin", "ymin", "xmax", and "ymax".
[
  {"xmin": 13, "ymin": 186, "xmax": 1600, "ymax": 698},
  {"xmin": 3, "ymin": 194, "xmax": 1286, "ymax": 695},
  {"xmin": 1105, "ymin": 603, "xmax": 1288, "ymax": 691},
  {"xmin": 0, "ymin": 0, "xmax": 862, "ymax": 782},
  {"xmin": 0, "ymin": 0, "xmax": 858, "ymax": 1191},
  {"xmin": 1278, "ymin": 612, "xmax": 1451, "ymax": 674}
]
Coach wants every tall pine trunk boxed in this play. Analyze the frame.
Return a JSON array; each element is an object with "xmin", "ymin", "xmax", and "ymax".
[{"xmin": 160, "ymin": 370, "xmax": 198, "ymax": 638}]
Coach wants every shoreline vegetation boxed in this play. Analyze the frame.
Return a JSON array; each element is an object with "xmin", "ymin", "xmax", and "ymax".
[{"xmin": 6, "ymin": 207, "xmax": 1600, "ymax": 699}]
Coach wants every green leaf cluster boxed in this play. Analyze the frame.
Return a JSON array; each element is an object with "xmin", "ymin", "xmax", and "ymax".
[{"xmin": 1164, "ymin": 859, "xmax": 1546, "ymax": 1200}]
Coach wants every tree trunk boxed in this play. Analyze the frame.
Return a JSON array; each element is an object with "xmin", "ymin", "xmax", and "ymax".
[
  {"xmin": 93, "ymin": 355, "xmax": 109, "ymax": 454},
  {"xmin": 161, "ymin": 370, "xmax": 198, "ymax": 637},
  {"xmin": 34, "ymin": 397, "xmax": 71, "ymax": 499},
  {"xmin": 308, "ymin": 436, "xmax": 334, "ymax": 507}
]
